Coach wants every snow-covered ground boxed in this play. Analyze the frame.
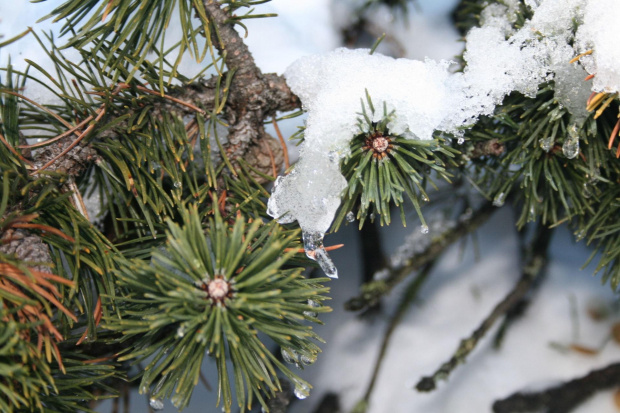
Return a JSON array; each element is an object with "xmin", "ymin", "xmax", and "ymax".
[{"xmin": 2, "ymin": 1, "xmax": 619, "ymax": 412}]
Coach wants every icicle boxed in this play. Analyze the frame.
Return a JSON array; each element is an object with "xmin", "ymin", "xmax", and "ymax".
[
  {"xmin": 314, "ymin": 248, "xmax": 339, "ymax": 279},
  {"xmin": 302, "ymin": 231, "xmax": 338, "ymax": 278},
  {"xmin": 149, "ymin": 398, "xmax": 164, "ymax": 410},
  {"xmin": 562, "ymin": 124, "xmax": 580, "ymax": 159},
  {"xmin": 293, "ymin": 381, "xmax": 311, "ymax": 400}
]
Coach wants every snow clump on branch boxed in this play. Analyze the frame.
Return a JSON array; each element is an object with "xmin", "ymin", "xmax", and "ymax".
[{"xmin": 267, "ymin": 0, "xmax": 619, "ymax": 277}]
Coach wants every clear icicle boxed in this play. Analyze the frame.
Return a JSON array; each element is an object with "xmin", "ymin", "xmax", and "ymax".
[
  {"xmin": 302, "ymin": 231, "xmax": 338, "ymax": 278},
  {"xmin": 562, "ymin": 124, "xmax": 580, "ymax": 159},
  {"xmin": 314, "ymin": 248, "xmax": 338, "ymax": 279},
  {"xmin": 293, "ymin": 381, "xmax": 311, "ymax": 400},
  {"xmin": 149, "ymin": 398, "xmax": 164, "ymax": 410}
]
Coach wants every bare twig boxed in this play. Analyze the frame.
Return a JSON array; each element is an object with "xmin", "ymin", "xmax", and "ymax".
[
  {"xmin": 355, "ymin": 261, "xmax": 436, "ymax": 412},
  {"xmin": 346, "ymin": 202, "xmax": 496, "ymax": 312},
  {"xmin": 416, "ymin": 222, "xmax": 553, "ymax": 392},
  {"xmin": 493, "ymin": 362, "xmax": 620, "ymax": 413}
]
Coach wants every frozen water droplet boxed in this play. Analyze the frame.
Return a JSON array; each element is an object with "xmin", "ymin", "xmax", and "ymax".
[
  {"xmin": 539, "ymin": 136, "xmax": 554, "ymax": 152},
  {"xmin": 149, "ymin": 397, "xmax": 164, "ymax": 410},
  {"xmin": 420, "ymin": 225, "xmax": 429, "ymax": 234},
  {"xmin": 582, "ymin": 182, "xmax": 592, "ymax": 198},
  {"xmin": 176, "ymin": 324, "xmax": 186, "ymax": 338},
  {"xmin": 281, "ymin": 347, "xmax": 299, "ymax": 366},
  {"xmin": 300, "ymin": 353, "xmax": 317, "ymax": 366},
  {"xmin": 302, "ymin": 231, "xmax": 324, "ymax": 260},
  {"xmin": 493, "ymin": 192, "xmax": 506, "ymax": 207},
  {"xmin": 346, "ymin": 211, "xmax": 355, "ymax": 222},
  {"xmin": 457, "ymin": 137, "xmax": 465, "ymax": 145},
  {"xmin": 528, "ymin": 205, "xmax": 536, "ymax": 221},
  {"xmin": 173, "ymin": 181, "xmax": 182, "ymax": 188},
  {"xmin": 294, "ymin": 381, "xmax": 311, "ymax": 400},
  {"xmin": 369, "ymin": 212, "xmax": 376, "ymax": 221},
  {"xmin": 421, "ymin": 194, "xmax": 429, "ymax": 202},
  {"xmin": 562, "ymin": 125, "xmax": 580, "ymax": 159},
  {"xmin": 303, "ymin": 299, "xmax": 319, "ymax": 318},
  {"xmin": 140, "ymin": 385, "xmax": 148, "ymax": 394},
  {"xmin": 314, "ymin": 248, "xmax": 338, "ymax": 278},
  {"xmin": 575, "ymin": 229, "xmax": 586, "ymax": 241}
]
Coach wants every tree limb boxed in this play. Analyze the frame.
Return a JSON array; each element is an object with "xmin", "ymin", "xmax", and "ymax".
[
  {"xmin": 493, "ymin": 362, "xmax": 620, "ymax": 413},
  {"xmin": 416, "ymin": 222, "xmax": 553, "ymax": 392}
]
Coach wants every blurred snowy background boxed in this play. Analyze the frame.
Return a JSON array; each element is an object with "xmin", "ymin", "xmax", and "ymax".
[{"xmin": 2, "ymin": 1, "xmax": 620, "ymax": 412}]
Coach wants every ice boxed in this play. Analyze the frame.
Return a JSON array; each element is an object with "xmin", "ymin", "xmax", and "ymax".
[
  {"xmin": 562, "ymin": 124, "xmax": 581, "ymax": 159},
  {"xmin": 268, "ymin": 0, "xmax": 617, "ymax": 277},
  {"xmin": 575, "ymin": 0, "xmax": 620, "ymax": 93},
  {"xmin": 293, "ymin": 381, "xmax": 311, "ymax": 400},
  {"xmin": 281, "ymin": 347, "xmax": 300, "ymax": 367},
  {"xmin": 149, "ymin": 398, "xmax": 164, "ymax": 410}
]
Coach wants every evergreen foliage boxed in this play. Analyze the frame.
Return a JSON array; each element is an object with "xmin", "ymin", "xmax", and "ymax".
[{"xmin": 1, "ymin": 0, "xmax": 620, "ymax": 411}]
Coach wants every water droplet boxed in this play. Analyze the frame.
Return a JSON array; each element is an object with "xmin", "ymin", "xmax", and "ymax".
[
  {"xmin": 346, "ymin": 211, "xmax": 355, "ymax": 222},
  {"xmin": 314, "ymin": 248, "xmax": 338, "ymax": 278},
  {"xmin": 173, "ymin": 181, "xmax": 182, "ymax": 188},
  {"xmin": 176, "ymin": 324, "xmax": 186, "ymax": 338},
  {"xmin": 493, "ymin": 192, "xmax": 506, "ymax": 207},
  {"xmin": 562, "ymin": 125, "xmax": 580, "ymax": 159},
  {"xmin": 281, "ymin": 347, "xmax": 299, "ymax": 366},
  {"xmin": 528, "ymin": 204, "xmax": 536, "ymax": 221},
  {"xmin": 149, "ymin": 397, "xmax": 164, "ymax": 410},
  {"xmin": 582, "ymin": 182, "xmax": 592, "ymax": 198},
  {"xmin": 575, "ymin": 229, "xmax": 586, "ymax": 241},
  {"xmin": 303, "ymin": 299, "xmax": 319, "ymax": 318},
  {"xmin": 539, "ymin": 136, "xmax": 554, "ymax": 152},
  {"xmin": 369, "ymin": 212, "xmax": 376, "ymax": 221},
  {"xmin": 421, "ymin": 194, "xmax": 429, "ymax": 202},
  {"xmin": 294, "ymin": 381, "xmax": 311, "ymax": 400},
  {"xmin": 300, "ymin": 353, "xmax": 317, "ymax": 366},
  {"xmin": 420, "ymin": 225, "xmax": 429, "ymax": 234},
  {"xmin": 457, "ymin": 137, "xmax": 465, "ymax": 145}
]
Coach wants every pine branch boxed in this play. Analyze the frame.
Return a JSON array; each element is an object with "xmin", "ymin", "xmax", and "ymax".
[
  {"xmin": 201, "ymin": 1, "xmax": 300, "ymax": 162},
  {"xmin": 492, "ymin": 362, "xmax": 620, "ymax": 413},
  {"xmin": 416, "ymin": 222, "xmax": 553, "ymax": 392}
]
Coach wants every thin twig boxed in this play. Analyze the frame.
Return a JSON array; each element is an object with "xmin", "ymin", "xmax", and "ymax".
[
  {"xmin": 272, "ymin": 117, "xmax": 290, "ymax": 169},
  {"xmin": 356, "ymin": 261, "xmax": 436, "ymax": 411},
  {"xmin": 416, "ymin": 222, "xmax": 553, "ymax": 392},
  {"xmin": 346, "ymin": 202, "xmax": 496, "ymax": 312},
  {"xmin": 493, "ymin": 362, "xmax": 620, "ymax": 413}
]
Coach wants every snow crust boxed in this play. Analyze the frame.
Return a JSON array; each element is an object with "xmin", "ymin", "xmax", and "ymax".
[
  {"xmin": 575, "ymin": 0, "xmax": 620, "ymax": 93},
  {"xmin": 267, "ymin": 0, "xmax": 615, "ymax": 258}
]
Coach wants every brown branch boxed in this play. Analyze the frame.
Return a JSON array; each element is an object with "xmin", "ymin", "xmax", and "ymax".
[
  {"xmin": 416, "ymin": 222, "xmax": 553, "ymax": 392},
  {"xmin": 201, "ymin": 1, "xmax": 300, "ymax": 165},
  {"xmin": 493, "ymin": 362, "xmax": 620, "ymax": 413},
  {"xmin": 345, "ymin": 201, "xmax": 496, "ymax": 312}
]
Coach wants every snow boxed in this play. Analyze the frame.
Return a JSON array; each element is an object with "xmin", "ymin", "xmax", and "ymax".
[
  {"xmin": 575, "ymin": 0, "xmax": 620, "ymax": 94},
  {"xmin": 3, "ymin": 1, "xmax": 620, "ymax": 412},
  {"xmin": 267, "ymin": 0, "xmax": 617, "ymax": 257}
]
